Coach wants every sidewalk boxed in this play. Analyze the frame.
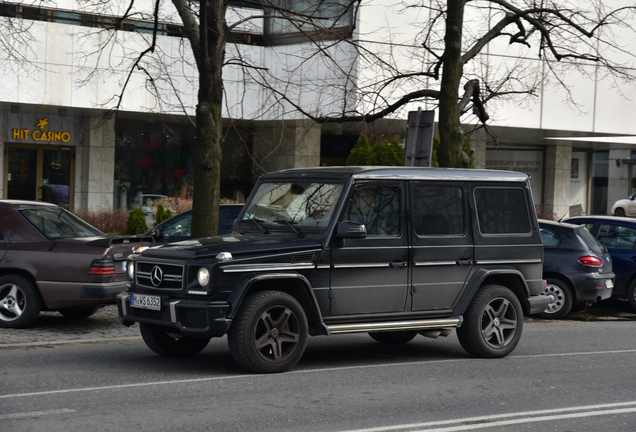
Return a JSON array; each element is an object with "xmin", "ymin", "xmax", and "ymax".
[
  {"xmin": 0, "ymin": 305, "xmax": 139, "ymax": 347},
  {"xmin": 1, "ymin": 299, "xmax": 634, "ymax": 347}
]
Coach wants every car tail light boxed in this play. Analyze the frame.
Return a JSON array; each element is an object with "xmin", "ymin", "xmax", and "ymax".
[
  {"xmin": 578, "ymin": 256, "xmax": 603, "ymax": 267},
  {"xmin": 89, "ymin": 259, "xmax": 117, "ymax": 275}
]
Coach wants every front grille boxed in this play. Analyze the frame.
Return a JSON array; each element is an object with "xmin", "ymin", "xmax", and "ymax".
[{"xmin": 136, "ymin": 262, "xmax": 184, "ymax": 290}]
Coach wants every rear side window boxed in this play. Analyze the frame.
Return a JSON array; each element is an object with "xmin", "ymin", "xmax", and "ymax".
[
  {"xmin": 575, "ymin": 226, "xmax": 605, "ymax": 255},
  {"xmin": 539, "ymin": 225, "xmax": 560, "ymax": 248},
  {"xmin": 411, "ymin": 183, "xmax": 464, "ymax": 236},
  {"xmin": 597, "ymin": 223, "xmax": 636, "ymax": 250},
  {"xmin": 475, "ymin": 187, "xmax": 531, "ymax": 234}
]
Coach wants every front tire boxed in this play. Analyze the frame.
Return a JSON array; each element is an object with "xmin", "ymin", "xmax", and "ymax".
[
  {"xmin": 228, "ymin": 291, "xmax": 308, "ymax": 373},
  {"xmin": 615, "ymin": 208, "xmax": 626, "ymax": 217},
  {"xmin": 59, "ymin": 307, "xmax": 100, "ymax": 319},
  {"xmin": 369, "ymin": 331, "xmax": 417, "ymax": 344},
  {"xmin": 457, "ymin": 284, "xmax": 523, "ymax": 358},
  {"xmin": 0, "ymin": 275, "xmax": 42, "ymax": 329},
  {"xmin": 140, "ymin": 323, "xmax": 210, "ymax": 357},
  {"xmin": 536, "ymin": 278, "xmax": 574, "ymax": 319}
]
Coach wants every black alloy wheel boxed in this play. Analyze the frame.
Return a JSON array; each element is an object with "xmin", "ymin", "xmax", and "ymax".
[{"xmin": 228, "ymin": 290, "xmax": 308, "ymax": 374}]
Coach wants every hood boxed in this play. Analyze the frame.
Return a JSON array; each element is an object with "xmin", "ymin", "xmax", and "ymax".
[{"xmin": 139, "ymin": 233, "xmax": 323, "ymax": 260}]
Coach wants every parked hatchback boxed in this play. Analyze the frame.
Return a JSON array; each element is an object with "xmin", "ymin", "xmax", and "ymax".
[
  {"xmin": 0, "ymin": 200, "xmax": 152, "ymax": 328},
  {"xmin": 563, "ymin": 215, "xmax": 636, "ymax": 311},
  {"xmin": 611, "ymin": 193, "xmax": 636, "ymax": 217},
  {"xmin": 538, "ymin": 219, "xmax": 614, "ymax": 318}
]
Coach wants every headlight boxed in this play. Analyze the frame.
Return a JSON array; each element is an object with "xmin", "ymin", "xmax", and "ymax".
[
  {"xmin": 127, "ymin": 261, "xmax": 135, "ymax": 279},
  {"xmin": 197, "ymin": 267, "xmax": 210, "ymax": 287}
]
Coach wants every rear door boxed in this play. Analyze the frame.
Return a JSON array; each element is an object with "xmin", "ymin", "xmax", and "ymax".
[{"xmin": 409, "ymin": 181, "xmax": 473, "ymax": 311}]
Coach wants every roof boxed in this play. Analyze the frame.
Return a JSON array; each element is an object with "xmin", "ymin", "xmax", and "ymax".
[
  {"xmin": 564, "ymin": 215, "xmax": 636, "ymax": 224},
  {"xmin": 263, "ymin": 166, "xmax": 529, "ymax": 182},
  {"xmin": 0, "ymin": 199, "xmax": 58, "ymax": 208}
]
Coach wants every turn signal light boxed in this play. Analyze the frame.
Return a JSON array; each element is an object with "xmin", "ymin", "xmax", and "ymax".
[{"xmin": 578, "ymin": 256, "xmax": 603, "ymax": 267}]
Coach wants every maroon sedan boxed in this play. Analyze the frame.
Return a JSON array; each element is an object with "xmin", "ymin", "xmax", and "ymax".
[{"xmin": 0, "ymin": 200, "xmax": 152, "ymax": 328}]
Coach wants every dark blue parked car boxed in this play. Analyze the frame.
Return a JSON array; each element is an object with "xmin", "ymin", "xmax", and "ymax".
[
  {"xmin": 538, "ymin": 219, "xmax": 614, "ymax": 318},
  {"xmin": 144, "ymin": 204, "xmax": 244, "ymax": 245},
  {"xmin": 564, "ymin": 215, "xmax": 636, "ymax": 311}
]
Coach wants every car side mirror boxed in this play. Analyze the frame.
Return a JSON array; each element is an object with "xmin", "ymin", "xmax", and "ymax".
[{"xmin": 334, "ymin": 221, "xmax": 367, "ymax": 239}]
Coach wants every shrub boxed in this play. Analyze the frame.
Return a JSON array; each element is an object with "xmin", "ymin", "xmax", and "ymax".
[
  {"xmin": 347, "ymin": 135, "xmax": 404, "ymax": 166},
  {"xmin": 155, "ymin": 204, "xmax": 173, "ymax": 225},
  {"xmin": 73, "ymin": 208, "xmax": 129, "ymax": 236},
  {"xmin": 127, "ymin": 208, "xmax": 149, "ymax": 235}
]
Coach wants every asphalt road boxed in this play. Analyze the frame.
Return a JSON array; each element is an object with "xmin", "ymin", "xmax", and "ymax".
[{"xmin": 1, "ymin": 301, "xmax": 635, "ymax": 431}]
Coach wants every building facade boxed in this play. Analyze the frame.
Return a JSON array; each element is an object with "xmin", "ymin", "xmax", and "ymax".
[{"xmin": 1, "ymin": 1, "xmax": 635, "ymax": 217}]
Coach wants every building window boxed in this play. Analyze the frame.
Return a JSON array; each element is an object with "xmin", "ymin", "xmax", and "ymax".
[{"xmin": 265, "ymin": 0, "xmax": 354, "ymax": 43}]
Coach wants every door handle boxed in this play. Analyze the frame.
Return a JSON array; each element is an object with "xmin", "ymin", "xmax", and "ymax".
[
  {"xmin": 456, "ymin": 259, "xmax": 473, "ymax": 265},
  {"xmin": 390, "ymin": 262, "xmax": 408, "ymax": 268}
]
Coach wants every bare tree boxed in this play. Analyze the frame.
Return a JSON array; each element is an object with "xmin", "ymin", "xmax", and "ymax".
[{"xmin": 18, "ymin": 0, "xmax": 635, "ymax": 236}]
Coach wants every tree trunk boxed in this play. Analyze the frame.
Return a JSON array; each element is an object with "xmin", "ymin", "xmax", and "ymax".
[
  {"xmin": 438, "ymin": 0, "xmax": 465, "ymax": 168},
  {"xmin": 191, "ymin": 0, "xmax": 226, "ymax": 238}
]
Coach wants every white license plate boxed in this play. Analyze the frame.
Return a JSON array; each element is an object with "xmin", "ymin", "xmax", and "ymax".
[
  {"xmin": 606, "ymin": 279, "xmax": 614, "ymax": 289},
  {"xmin": 130, "ymin": 293, "xmax": 161, "ymax": 310},
  {"xmin": 121, "ymin": 262, "xmax": 126, "ymax": 271}
]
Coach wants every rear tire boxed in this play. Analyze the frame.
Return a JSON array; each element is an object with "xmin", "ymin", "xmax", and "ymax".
[
  {"xmin": 369, "ymin": 331, "xmax": 417, "ymax": 344},
  {"xmin": 140, "ymin": 323, "xmax": 210, "ymax": 357},
  {"xmin": 627, "ymin": 280, "xmax": 636, "ymax": 312},
  {"xmin": 457, "ymin": 284, "xmax": 523, "ymax": 358},
  {"xmin": 536, "ymin": 278, "xmax": 574, "ymax": 319},
  {"xmin": 0, "ymin": 275, "xmax": 42, "ymax": 329}
]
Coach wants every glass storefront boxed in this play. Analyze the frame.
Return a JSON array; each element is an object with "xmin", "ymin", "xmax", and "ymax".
[{"xmin": 114, "ymin": 122, "xmax": 253, "ymax": 208}]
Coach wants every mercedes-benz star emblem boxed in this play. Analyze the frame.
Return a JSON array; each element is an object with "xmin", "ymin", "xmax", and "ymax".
[{"xmin": 150, "ymin": 266, "xmax": 164, "ymax": 286}]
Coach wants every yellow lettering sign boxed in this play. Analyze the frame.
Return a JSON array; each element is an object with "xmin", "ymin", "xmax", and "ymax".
[{"xmin": 10, "ymin": 118, "xmax": 72, "ymax": 143}]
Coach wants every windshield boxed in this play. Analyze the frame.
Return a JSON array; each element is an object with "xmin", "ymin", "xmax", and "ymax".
[
  {"xmin": 241, "ymin": 181, "xmax": 343, "ymax": 231},
  {"xmin": 19, "ymin": 207, "xmax": 105, "ymax": 240}
]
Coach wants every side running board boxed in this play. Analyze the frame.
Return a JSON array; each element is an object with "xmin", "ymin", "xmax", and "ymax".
[{"xmin": 326, "ymin": 318, "xmax": 461, "ymax": 335}]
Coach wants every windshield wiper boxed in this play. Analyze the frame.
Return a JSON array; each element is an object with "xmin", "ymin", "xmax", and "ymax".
[
  {"xmin": 239, "ymin": 218, "xmax": 269, "ymax": 234},
  {"xmin": 273, "ymin": 219, "xmax": 304, "ymax": 237}
]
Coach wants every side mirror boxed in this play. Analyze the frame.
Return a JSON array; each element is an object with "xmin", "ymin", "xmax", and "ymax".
[{"xmin": 334, "ymin": 221, "xmax": 367, "ymax": 239}]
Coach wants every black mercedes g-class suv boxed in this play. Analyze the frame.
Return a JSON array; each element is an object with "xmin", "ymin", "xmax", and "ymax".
[{"xmin": 117, "ymin": 167, "xmax": 549, "ymax": 373}]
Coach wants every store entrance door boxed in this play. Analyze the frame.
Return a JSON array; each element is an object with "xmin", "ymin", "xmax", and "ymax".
[{"xmin": 4, "ymin": 145, "xmax": 74, "ymax": 209}]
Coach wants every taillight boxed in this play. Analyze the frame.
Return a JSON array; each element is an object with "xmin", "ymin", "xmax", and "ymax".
[
  {"xmin": 89, "ymin": 259, "xmax": 117, "ymax": 275},
  {"xmin": 578, "ymin": 256, "xmax": 603, "ymax": 267}
]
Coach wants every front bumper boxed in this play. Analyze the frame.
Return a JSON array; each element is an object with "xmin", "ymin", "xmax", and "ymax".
[{"xmin": 116, "ymin": 292, "xmax": 232, "ymax": 337}]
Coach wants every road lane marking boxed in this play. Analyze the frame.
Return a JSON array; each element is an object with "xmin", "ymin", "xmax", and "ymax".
[
  {"xmin": 340, "ymin": 405, "xmax": 636, "ymax": 432},
  {"xmin": 1, "ymin": 348, "xmax": 636, "ymax": 400},
  {"xmin": 0, "ymin": 409, "xmax": 75, "ymax": 420}
]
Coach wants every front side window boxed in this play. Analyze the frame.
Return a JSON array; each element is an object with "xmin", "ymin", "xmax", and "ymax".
[
  {"xmin": 155, "ymin": 212, "xmax": 191, "ymax": 239},
  {"xmin": 241, "ymin": 181, "xmax": 343, "ymax": 231},
  {"xmin": 597, "ymin": 223, "xmax": 636, "ymax": 250},
  {"xmin": 345, "ymin": 185, "xmax": 400, "ymax": 236},
  {"xmin": 475, "ymin": 187, "xmax": 531, "ymax": 235},
  {"xmin": 20, "ymin": 208, "xmax": 105, "ymax": 240},
  {"xmin": 411, "ymin": 183, "xmax": 464, "ymax": 236}
]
